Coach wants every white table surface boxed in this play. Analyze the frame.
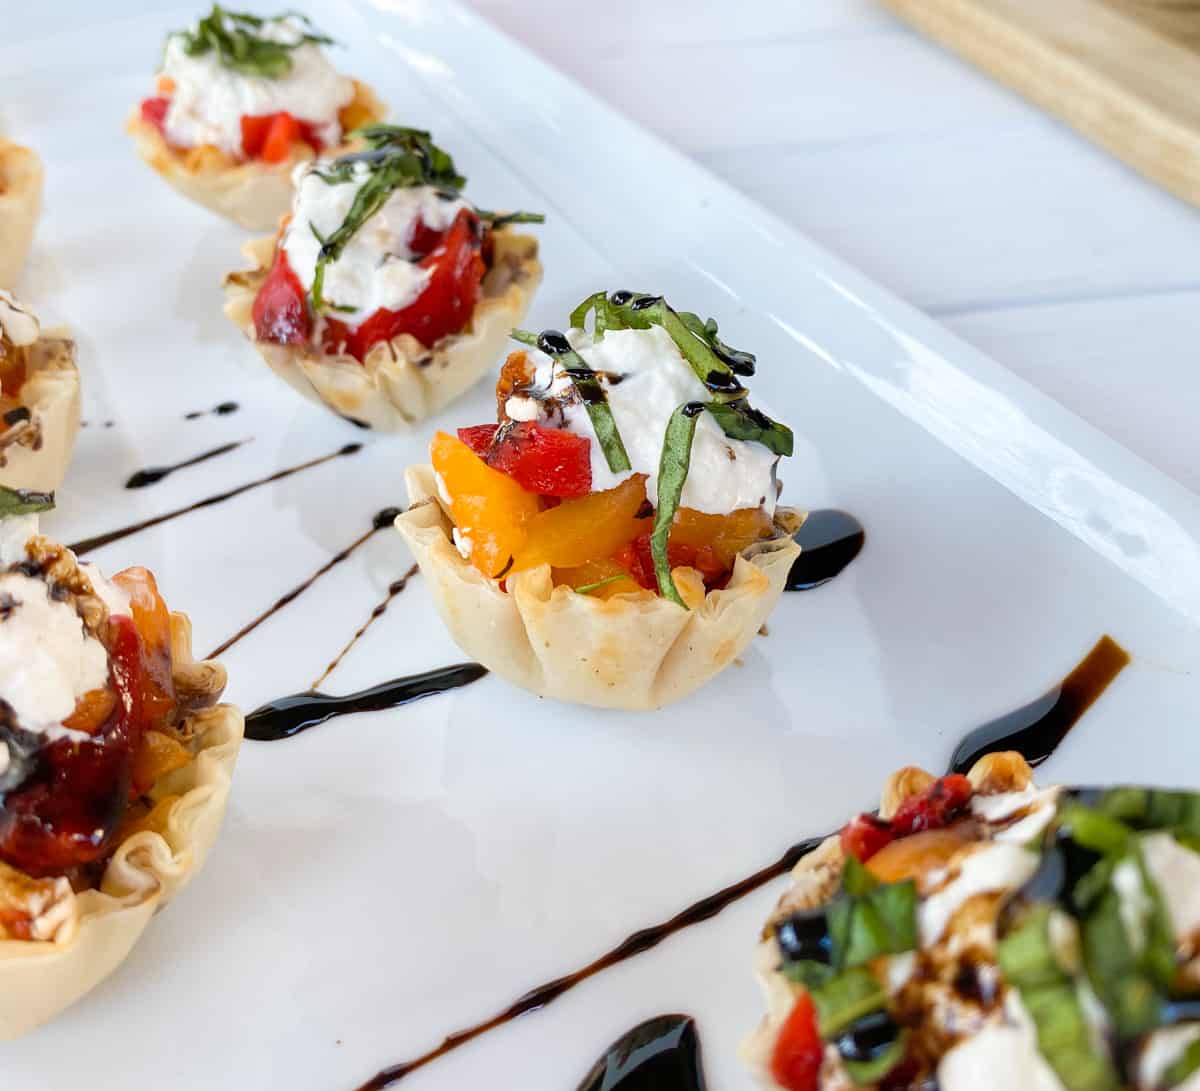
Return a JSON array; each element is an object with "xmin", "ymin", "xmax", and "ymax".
[{"xmin": 466, "ymin": 0, "xmax": 1200, "ymax": 497}]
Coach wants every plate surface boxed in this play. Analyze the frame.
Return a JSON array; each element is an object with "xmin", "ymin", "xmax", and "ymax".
[{"xmin": 4, "ymin": 2, "xmax": 1200, "ymax": 1088}]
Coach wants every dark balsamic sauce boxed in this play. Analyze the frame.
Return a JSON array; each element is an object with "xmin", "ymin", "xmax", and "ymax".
[
  {"xmin": 574, "ymin": 1015, "xmax": 707, "ymax": 1091},
  {"xmin": 184, "ymin": 401, "xmax": 240, "ymax": 420},
  {"xmin": 124, "ymin": 439, "xmax": 249, "ymax": 489},
  {"xmin": 353, "ymin": 836, "xmax": 823, "ymax": 1090},
  {"xmin": 950, "ymin": 635, "xmax": 1130, "ymax": 774},
  {"xmin": 354, "ymin": 636, "xmax": 1129, "ymax": 1089},
  {"xmin": 205, "ymin": 506, "xmax": 403, "ymax": 660},
  {"xmin": 67, "ymin": 443, "xmax": 362, "ymax": 555},
  {"xmin": 786, "ymin": 509, "xmax": 865, "ymax": 591},
  {"xmin": 244, "ymin": 663, "xmax": 487, "ymax": 742}
]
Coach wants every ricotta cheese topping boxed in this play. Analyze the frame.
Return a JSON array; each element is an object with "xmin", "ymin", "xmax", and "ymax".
[
  {"xmin": 1139, "ymin": 1024, "xmax": 1200, "ymax": 1091},
  {"xmin": 938, "ymin": 993, "xmax": 1067, "ymax": 1091},
  {"xmin": 159, "ymin": 16, "xmax": 354, "ymax": 158},
  {"xmin": 509, "ymin": 325, "xmax": 780, "ymax": 515},
  {"xmin": 281, "ymin": 165, "xmax": 470, "ymax": 328},
  {"xmin": 919, "ymin": 842, "xmax": 1038, "ymax": 947},
  {"xmin": 0, "ymin": 290, "xmax": 39, "ymax": 349},
  {"xmin": 1140, "ymin": 832, "xmax": 1200, "ymax": 945},
  {"xmin": 972, "ymin": 785, "xmax": 1062, "ymax": 844}
]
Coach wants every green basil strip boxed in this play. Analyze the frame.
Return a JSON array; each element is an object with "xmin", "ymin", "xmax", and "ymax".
[
  {"xmin": 704, "ymin": 400, "xmax": 794, "ymax": 457},
  {"xmin": 842, "ymin": 1030, "xmax": 908, "ymax": 1087},
  {"xmin": 573, "ymin": 574, "xmax": 626, "ymax": 596},
  {"xmin": 828, "ymin": 880, "xmax": 918, "ymax": 972},
  {"xmin": 1059, "ymin": 802, "xmax": 1133, "ymax": 856},
  {"xmin": 811, "ymin": 965, "xmax": 886, "ymax": 1038},
  {"xmin": 998, "ymin": 907, "xmax": 1123, "ymax": 1091},
  {"xmin": 1082, "ymin": 885, "xmax": 1166, "ymax": 1038},
  {"xmin": 475, "ymin": 210, "xmax": 545, "ymax": 231},
  {"xmin": 0, "ymin": 485, "xmax": 54, "ymax": 518},
  {"xmin": 779, "ymin": 959, "xmax": 834, "ymax": 992},
  {"xmin": 840, "ymin": 854, "xmax": 880, "ymax": 896},
  {"xmin": 176, "ymin": 6, "xmax": 333, "ymax": 79},
  {"xmin": 510, "ymin": 329, "xmax": 631, "ymax": 475},
  {"xmin": 1096, "ymin": 787, "xmax": 1200, "ymax": 842},
  {"xmin": 650, "ymin": 403, "xmax": 702, "ymax": 607},
  {"xmin": 569, "ymin": 291, "xmax": 610, "ymax": 335},
  {"xmin": 1164, "ymin": 1036, "xmax": 1200, "ymax": 1088}
]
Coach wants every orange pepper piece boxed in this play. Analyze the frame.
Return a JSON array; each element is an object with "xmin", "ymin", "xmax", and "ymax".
[
  {"xmin": 431, "ymin": 432, "xmax": 541, "ymax": 579},
  {"xmin": 866, "ymin": 827, "xmax": 973, "ymax": 883},
  {"xmin": 61, "ymin": 687, "xmax": 118, "ymax": 735},
  {"xmin": 112, "ymin": 566, "xmax": 177, "ymax": 732},
  {"xmin": 131, "ymin": 730, "xmax": 193, "ymax": 795},
  {"xmin": 669, "ymin": 506, "xmax": 776, "ymax": 568},
  {"xmin": 551, "ymin": 560, "xmax": 645, "ymax": 599}
]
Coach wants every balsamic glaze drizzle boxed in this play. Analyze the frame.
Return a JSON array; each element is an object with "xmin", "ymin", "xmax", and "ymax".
[
  {"xmin": 311, "ymin": 564, "xmax": 419, "ymax": 689},
  {"xmin": 205, "ymin": 507, "xmax": 402, "ymax": 660},
  {"xmin": 786, "ymin": 509, "xmax": 865, "ymax": 591},
  {"xmin": 244, "ymin": 663, "xmax": 487, "ymax": 742},
  {"xmin": 68, "ymin": 443, "xmax": 362, "ymax": 555},
  {"xmin": 574, "ymin": 1015, "xmax": 707, "ymax": 1091},
  {"xmin": 354, "ymin": 635, "xmax": 1129, "ymax": 1089},
  {"xmin": 184, "ymin": 401, "xmax": 240, "ymax": 420},
  {"xmin": 124, "ymin": 439, "xmax": 249, "ymax": 489}
]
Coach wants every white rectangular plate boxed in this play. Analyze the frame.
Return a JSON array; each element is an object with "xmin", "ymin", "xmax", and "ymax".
[{"xmin": 4, "ymin": 2, "xmax": 1200, "ymax": 1088}]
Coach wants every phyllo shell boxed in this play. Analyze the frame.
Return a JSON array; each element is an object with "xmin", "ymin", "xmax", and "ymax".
[
  {"xmin": 223, "ymin": 229, "xmax": 542, "ymax": 431},
  {"xmin": 0, "ymin": 140, "xmax": 43, "ymax": 290},
  {"xmin": 125, "ymin": 81, "xmax": 387, "ymax": 231},
  {"xmin": 0, "ymin": 612, "xmax": 244, "ymax": 1040},
  {"xmin": 395, "ymin": 464, "xmax": 802, "ymax": 710},
  {"xmin": 0, "ymin": 329, "xmax": 80, "ymax": 493}
]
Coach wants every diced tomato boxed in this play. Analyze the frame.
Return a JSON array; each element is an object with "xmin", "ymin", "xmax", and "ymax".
[
  {"xmin": 407, "ymin": 216, "xmax": 446, "ymax": 258},
  {"xmin": 140, "ymin": 96, "xmax": 170, "ymax": 138},
  {"xmin": 770, "ymin": 993, "xmax": 823, "ymax": 1091},
  {"xmin": 240, "ymin": 114, "xmax": 273, "ymax": 158},
  {"xmin": 841, "ymin": 774, "xmax": 974, "ymax": 863},
  {"xmin": 252, "ymin": 247, "xmax": 311, "ymax": 346},
  {"xmin": 112, "ymin": 567, "xmax": 177, "ymax": 735},
  {"xmin": 456, "ymin": 422, "xmax": 592, "ymax": 499},
  {"xmin": 241, "ymin": 111, "xmax": 324, "ymax": 162},
  {"xmin": 614, "ymin": 533, "xmax": 728, "ymax": 591},
  {"xmin": 323, "ymin": 208, "xmax": 486, "ymax": 360}
]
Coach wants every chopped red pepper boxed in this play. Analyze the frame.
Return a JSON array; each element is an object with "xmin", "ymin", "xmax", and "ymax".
[
  {"xmin": 113, "ymin": 567, "xmax": 177, "ymax": 735},
  {"xmin": 252, "ymin": 246, "xmax": 311, "ymax": 346},
  {"xmin": 770, "ymin": 992, "xmax": 823, "ymax": 1091},
  {"xmin": 457, "ymin": 422, "xmax": 592, "ymax": 499},
  {"xmin": 140, "ymin": 96, "xmax": 170, "ymax": 138},
  {"xmin": 241, "ymin": 111, "xmax": 324, "ymax": 162},
  {"xmin": 841, "ymin": 774, "xmax": 975, "ymax": 862},
  {"xmin": 407, "ymin": 216, "xmax": 446, "ymax": 258},
  {"xmin": 614, "ymin": 533, "xmax": 728, "ymax": 591}
]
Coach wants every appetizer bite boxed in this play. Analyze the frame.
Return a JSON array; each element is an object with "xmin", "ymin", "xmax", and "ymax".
[
  {"xmin": 0, "ymin": 139, "xmax": 43, "ymax": 290},
  {"xmin": 128, "ymin": 5, "xmax": 385, "ymax": 229},
  {"xmin": 0, "ymin": 291, "xmax": 80, "ymax": 493},
  {"xmin": 224, "ymin": 125, "xmax": 542, "ymax": 430},
  {"xmin": 395, "ymin": 290, "xmax": 800, "ymax": 710},
  {"xmin": 745, "ymin": 752, "xmax": 1200, "ymax": 1091},
  {"xmin": 0, "ymin": 494, "xmax": 242, "ymax": 1038}
]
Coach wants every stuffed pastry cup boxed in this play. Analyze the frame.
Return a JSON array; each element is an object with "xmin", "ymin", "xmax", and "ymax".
[
  {"xmin": 0, "ymin": 292, "xmax": 80, "ymax": 493},
  {"xmin": 744, "ymin": 752, "xmax": 1200, "ymax": 1091},
  {"xmin": 0, "ymin": 498, "xmax": 243, "ymax": 1039},
  {"xmin": 127, "ymin": 6, "xmax": 385, "ymax": 229},
  {"xmin": 224, "ymin": 126, "xmax": 542, "ymax": 430},
  {"xmin": 396, "ymin": 290, "xmax": 801, "ymax": 710},
  {"xmin": 0, "ymin": 140, "xmax": 43, "ymax": 290}
]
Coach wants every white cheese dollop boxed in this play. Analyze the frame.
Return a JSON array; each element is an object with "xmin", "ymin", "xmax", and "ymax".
[
  {"xmin": 0, "ymin": 289, "xmax": 39, "ymax": 349},
  {"xmin": 972, "ymin": 785, "xmax": 1062, "ymax": 845},
  {"xmin": 938, "ymin": 993, "xmax": 1066, "ymax": 1091},
  {"xmin": 160, "ymin": 16, "xmax": 354, "ymax": 158},
  {"xmin": 1140, "ymin": 832, "xmax": 1200, "ymax": 946},
  {"xmin": 1139, "ymin": 1024, "xmax": 1200, "ymax": 1091},
  {"xmin": 281, "ymin": 165, "xmax": 470, "ymax": 328},
  {"xmin": 0, "ymin": 514, "xmax": 38, "ymax": 566},
  {"xmin": 510, "ymin": 325, "xmax": 780, "ymax": 516},
  {"xmin": 919, "ymin": 842, "xmax": 1038, "ymax": 947}
]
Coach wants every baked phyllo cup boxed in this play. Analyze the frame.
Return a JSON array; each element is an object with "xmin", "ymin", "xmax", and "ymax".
[
  {"xmin": 223, "ymin": 126, "xmax": 542, "ymax": 430},
  {"xmin": 0, "ymin": 500, "xmax": 243, "ymax": 1039},
  {"xmin": 743, "ymin": 752, "xmax": 1200, "ymax": 1091},
  {"xmin": 0, "ymin": 292, "xmax": 80, "ymax": 493},
  {"xmin": 127, "ymin": 6, "xmax": 386, "ymax": 229},
  {"xmin": 395, "ymin": 290, "xmax": 801, "ymax": 710},
  {"xmin": 0, "ymin": 140, "xmax": 43, "ymax": 290}
]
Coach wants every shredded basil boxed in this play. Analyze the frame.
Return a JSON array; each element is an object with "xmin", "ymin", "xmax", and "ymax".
[
  {"xmin": 810, "ymin": 965, "xmax": 886, "ymax": 1038},
  {"xmin": 1094, "ymin": 787, "xmax": 1200, "ymax": 843},
  {"xmin": 841, "ymin": 1030, "xmax": 909, "ymax": 1086},
  {"xmin": 174, "ymin": 6, "xmax": 333, "ymax": 79},
  {"xmin": 474, "ymin": 210, "xmax": 546, "ymax": 231},
  {"xmin": 1164, "ymin": 1036, "xmax": 1200, "ymax": 1088},
  {"xmin": 573, "ymin": 574, "xmax": 626, "ymax": 596},
  {"xmin": 0, "ymin": 485, "xmax": 54, "ymax": 518},
  {"xmin": 780, "ymin": 960, "xmax": 835, "ymax": 991},
  {"xmin": 703, "ymin": 400, "xmax": 793, "ymax": 456},
  {"xmin": 650, "ymin": 403, "xmax": 702, "ymax": 606},
  {"xmin": 827, "ymin": 878, "xmax": 918, "ymax": 972}
]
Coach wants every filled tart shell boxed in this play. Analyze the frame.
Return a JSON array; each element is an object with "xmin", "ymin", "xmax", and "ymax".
[
  {"xmin": 223, "ymin": 229, "xmax": 543, "ymax": 431},
  {"xmin": 0, "ymin": 611, "xmax": 243, "ymax": 1040},
  {"xmin": 0, "ymin": 140, "xmax": 43, "ymax": 290},
  {"xmin": 395, "ymin": 464, "xmax": 802, "ymax": 710},
  {"xmin": 0, "ymin": 329, "xmax": 80, "ymax": 493},
  {"xmin": 125, "ymin": 81, "xmax": 386, "ymax": 231}
]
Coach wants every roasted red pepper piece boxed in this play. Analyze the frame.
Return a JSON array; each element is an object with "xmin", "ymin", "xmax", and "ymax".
[
  {"xmin": 241, "ymin": 111, "xmax": 324, "ymax": 161},
  {"xmin": 407, "ymin": 215, "xmax": 446, "ymax": 258},
  {"xmin": 614, "ymin": 533, "xmax": 728, "ymax": 591},
  {"xmin": 841, "ymin": 774, "xmax": 975, "ymax": 862},
  {"xmin": 140, "ymin": 96, "xmax": 170, "ymax": 138},
  {"xmin": 0, "ymin": 617, "xmax": 143, "ymax": 877},
  {"xmin": 457, "ymin": 422, "xmax": 593, "ymax": 499},
  {"xmin": 252, "ymin": 246, "xmax": 311, "ymax": 346},
  {"xmin": 770, "ymin": 992, "xmax": 823, "ymax": 1091},
  {"xmin": 112, "ymin": 567, "xmax": 177, "ymax": 736}
]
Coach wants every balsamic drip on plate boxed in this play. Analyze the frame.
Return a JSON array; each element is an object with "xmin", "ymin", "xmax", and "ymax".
[
  {"xmin": 68, "ymin": 443, "xmax": 362, "ymax": 555},
  {"xmin": 354, "ymin": 635, "xmax": 1128, "ymax": 1089},
  {"xmin": 949, "ymin": 635, "xmax": 1130, "ymax": 774},
  {"xmin": 206, "ymin": 506, "xmax": 403, "ymax": 660},
  {"xmin": 574, "ymin": 1015, "xmax": 707, "ymax": 1091},
  {"xmin": 184, "ymin": 401, "xmax": 240, "ymax": 420},
  {"xmin": 125, "ymin": 439, "xmax": 249, "ymax": 489},
  {"xmin": 786, "ymin": 509, "xmax": 865, "ymax": 591},
  {"xmin": 243, "ymin": 663, "xmax": 487, "ymax": 742}
]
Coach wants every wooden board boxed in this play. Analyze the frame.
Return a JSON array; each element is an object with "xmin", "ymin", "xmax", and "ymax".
[{"xmin": 878, "ymin": 0, "xmax": 1200, "ymax": 207}]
